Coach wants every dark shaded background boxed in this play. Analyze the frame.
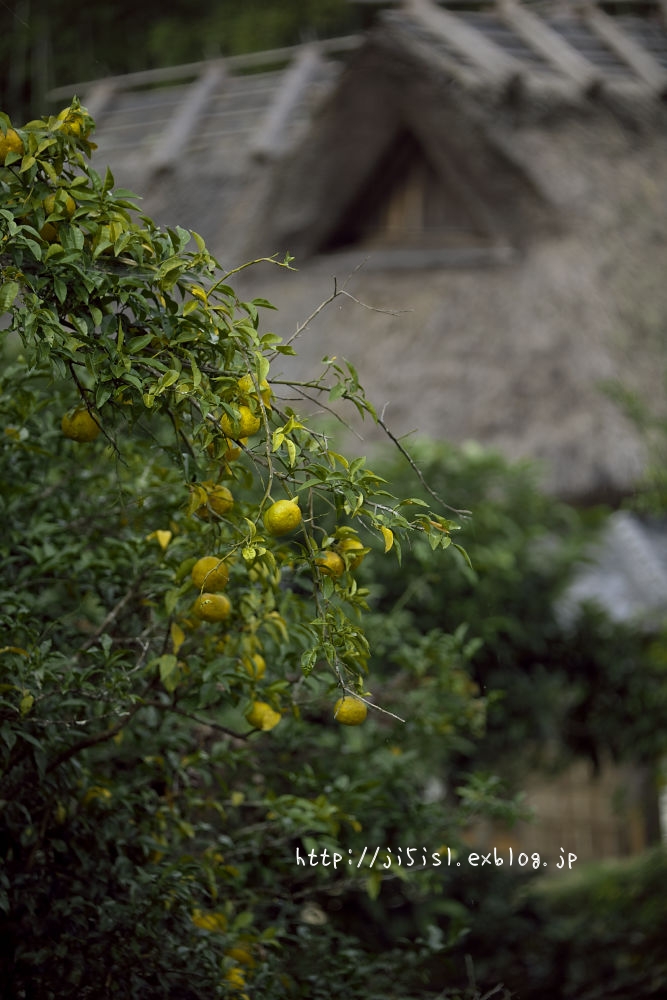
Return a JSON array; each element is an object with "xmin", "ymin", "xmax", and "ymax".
[{"xmin": 0, "ymin": 0, "xmax": 368, "ymax": 120}]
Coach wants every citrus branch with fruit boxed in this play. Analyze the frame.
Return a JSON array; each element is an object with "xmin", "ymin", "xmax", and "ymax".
[
  {"xmin": 1, "ymin": 98, "xmax": 469, "ymax": 738},
  {"xmin": 0, "ymin": 102, "xmax": 481, "ymax": 997}
]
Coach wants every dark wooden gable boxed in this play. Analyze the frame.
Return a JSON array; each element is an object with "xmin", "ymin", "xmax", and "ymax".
[
  {"xmin": 252, "ymin": 28, "xmax": 558, "ymax": 268},
  {"xmin": 321, "ymin": 127, "xmax": 494, "ymax": 254}
]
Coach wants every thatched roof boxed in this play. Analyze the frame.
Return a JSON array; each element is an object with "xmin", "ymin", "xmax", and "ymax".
[{"xmin": 49, "ymin": 1, "xmax": 667, "ymax": 503}]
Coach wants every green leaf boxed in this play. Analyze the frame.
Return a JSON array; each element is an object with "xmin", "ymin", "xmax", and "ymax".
[
  {"xmin": 127, "ymin": 333, "xmax": 154, "ymax": 353},
  {"xmin": 192, "ymin": 231, "xmax": 206, "ymax": 252},
  {"xmin": 366, "ymin": 871, "xmax": 383, "ymax": 900},
  {"xmin": 301, "ymin": 649, "xmax": 317, "ymax": 676},
  {"xmin": 53, "ymin": 277, "xmax": 67, "ymax": 304},
  {"xmin": 165, "ymin": 589, "xmax": 182, "ymax": 615},
  {"xmin": 19, "ymin": 693, "xmax": 34, "ymax": 716},
  {"xmin": 453, "ymin": 543, "xmax": 474, "ymax": 569},
  {"xmin": 0, "ymin": 723, "xmax": 17, "ymax": 751},
  {"xmin": 59, "ymin": 225, "xmax": 84, "ymax": 251},
  {"xmin": 0, "ymin": 281, "xmax": 20, "ymax": 311},
  {"xmin": 95, "ymin": 384, "xmax": 112, "ymax": 408},
  {"xmin": 158, "ymin": 654, "xmax": 178, "ymax": 690},
  {"xmin": 260, "ymin": 333, "xmax": 282, "ymax": 348},
  {"xmin": 328, "ymin": 383, "xmax": 346, "ymax": 402}
]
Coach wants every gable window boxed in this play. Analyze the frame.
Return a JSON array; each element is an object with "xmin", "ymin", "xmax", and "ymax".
[{"xmin": 319, "ymin": 128, "xmax": 514, "ymax": 269}]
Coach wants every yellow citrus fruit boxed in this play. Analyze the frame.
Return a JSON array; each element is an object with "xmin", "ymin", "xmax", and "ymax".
[
  {"xmin": 61, "ymin": 407, "xmax": 101, "ymax": 442},
  {"xmin": 193, "ymin": 593, "xmax": 232, "ymax": 623},
  {"xmin": 220, "ymin": 405, "xmax": 261, "ymax": 439},
  {"xmin": 315, "ymin": 550, "xmax": 345, "ymax": 578},
  {"xmin": 223, "ymin": 437, "xmax": 246, "ymax": 461},
  {"xmin": 224, "ymin": 966, "xmax": 246, "ymax": 988},
  {"xmin": 0, "ymin": 128, "xmax": 24, "ymax": 164},
  {"xmin": 333, "ymin": 696, "xmax": 368, "ymax": 726},
  {"xmin": 337, "ymin": 537, "xmax": 366, "ymax": 569},
  {"xmin": 192, "ymin": 908, "xmax": 227, "ymax": 932},
  {"xmin": 191, "ymin": 556, "xmax": 229, "ymax": 592},
  {"xmin": 56, "ymin": 107, "xmax": 90, "ymax": 138},
  {"xmin": 226, "ymin": 945, "xmax": 256, "ymax": 968},
  {"xmin": 245, "ymin": 700, "xmax": 281, "ymax": 731},
  {"xmin": 43, "ymin": 191, "xmax": 76, "ymax": 218},
  {"xmin": 242, "ymin": 653, "xmax": 266, "ymax": 679},
  {"xmin": 263, "ymin": 499, "xmax": 302, "ymax": 536},
  {"xmin": 237, "ymin": 374, "xmax": 272, "ymax": 408},
  {"xmin": 40, "ymin": 222, "xmax": 60, "ymax": 243},
  {"xmin": 196, "ymin": 482, "xmax": 234, "ymax": 519}
]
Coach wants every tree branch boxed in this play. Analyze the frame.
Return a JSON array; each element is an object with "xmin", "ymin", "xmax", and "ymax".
[{"xmin": 377, "ymin": 406, "xmax": 472, "ymax": 517}]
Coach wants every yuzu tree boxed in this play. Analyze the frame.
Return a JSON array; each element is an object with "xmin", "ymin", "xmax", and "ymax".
[{"xmin": 0, "ymin": 103, "xmax": 495, "ymax": 998}]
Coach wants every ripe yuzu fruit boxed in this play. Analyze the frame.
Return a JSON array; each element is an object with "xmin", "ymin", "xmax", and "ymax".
[
  {"xmin": 0, "ymin": 129, "xmax": 24, "ymax": 164},
  {"xmin": 333, "ymin": 696, "xmax": 368, "ymax": 726},
  {"xmin": 220, "ymin": 405, "xmax": 260, "ymax": 439},
  {"xmin": 193, "ymin": 593, "xmax": 232, "ymax": 623},
  {"xmin": 195, "ymin": 483, "xmax": 234, "ymax": 520},
  {"xmin": 191, "ymin": 556, "xmax": 229, "ymax": 592},
  {"xmin": 263, "ymin": 499, "xmax": 301, "ymax": 536},
  {"xmin": 315, "ymin": 551, "xmax": 345, "ymax": 578},
  {"xmin": 246, "ymin": 700, "xmax": 281, "ymax": 731},
  {"xmin": 337, "ymin": 537, "xmax": 366, "ymax": 569},
  {"xmin": 61, "ymin": 407, "xmax": 100, "ymax": 442}
]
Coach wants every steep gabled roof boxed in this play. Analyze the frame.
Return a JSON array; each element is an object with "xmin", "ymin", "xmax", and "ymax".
[
  {"xmin": 47, "ymin": 1, "xmax": 667, "ymax": 257},
  {"xmin": 241, "ymin": 25, "xmax": 561, "ymax": 265},
  {"xmin": 48, "ymin": 38, "xmax": 359, "ymax": 250},
  {"xmin": 47, "ymin": 2, "xmax": 667, "ymax": 503}
]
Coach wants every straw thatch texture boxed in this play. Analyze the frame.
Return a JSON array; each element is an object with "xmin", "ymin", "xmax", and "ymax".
[
  {"xmin": 63, "ymin": 5, "xmax": 667, "ymax": 503},
  {"xmin": 234, "ymin": 73, "xmax": 667, "ymax": 499}
]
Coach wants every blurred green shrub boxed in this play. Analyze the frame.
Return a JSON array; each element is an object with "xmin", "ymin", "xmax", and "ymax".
[{"xmin": 439, "ymin": 846, "xmax": 667, "ymax": 999}]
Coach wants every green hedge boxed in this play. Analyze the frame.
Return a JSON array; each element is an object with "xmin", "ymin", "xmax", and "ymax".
[{"xmin": 438, "ymin": 847, "xmax": 667, "ymax": 999}]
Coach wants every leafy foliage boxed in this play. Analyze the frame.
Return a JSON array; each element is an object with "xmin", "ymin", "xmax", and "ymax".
[
  {"xmin": 0, "ymin": 104, "xmax": 494, "ymax": 998},
  {"xmin": 602, "ymin": 375, "xmax": 667, "ymax": 516},
  {"xmin": 364, "ymin": 440, "xmax": 667, "ymax": 776},
  {"xmin": 440, "ymin": 846, "xmax": 667, "ymax": 999}
]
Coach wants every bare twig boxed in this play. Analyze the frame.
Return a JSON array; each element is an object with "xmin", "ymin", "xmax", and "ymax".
[
  {"xmin": 275, "ymin": 266, "xmax": 409, "ymax": 357},
  {"xmin": 336, "ymin": 286, "xmax": 410, "ymax": 318},
  {"xmin": 290, "ymin": 386, "xmax": 365, "ymax": 442},
  {"xmin": 46, "ymin": 699, "xmax": 144, "ymax": 775},
  {"xmin": 345, "ymin": 690, "xmax": 406, "ymax": 724},
  {"xmin": 278, "ymin": 281, "xmax": 340, "ymax": 353},
  {"xmin": 377, "ymin": 405, "xmax": 472, "ymax": 517},
  {"xmin": 144, "ymin": 701, "xmax": 248, "ymax": 740},
  {"xmin": 76, "ymin": 584, "xmax": 139, "ymax": 654},
  {"xmin": 216, "ymin": 253, "xmax": 295, "ymax": 288}
]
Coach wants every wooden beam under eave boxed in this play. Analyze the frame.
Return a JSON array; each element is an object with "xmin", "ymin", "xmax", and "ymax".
[
  {"xmin": 147, "ymin": 61, "xmax": 226, "ymax": 175},
  {"xmin": 250, "ymin": 43, "xmax": 324, "ymax": 162},
  {"xmin": 585, "ymin": 7, "xmax": 667, "ymax": 97},
  {"xmin": 407, "ymin": 0, "xmax": 525, "ymax": 89},
  {"xmin": 498, "ymin": 0, "xmax": 601, "ymax": 94}
]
